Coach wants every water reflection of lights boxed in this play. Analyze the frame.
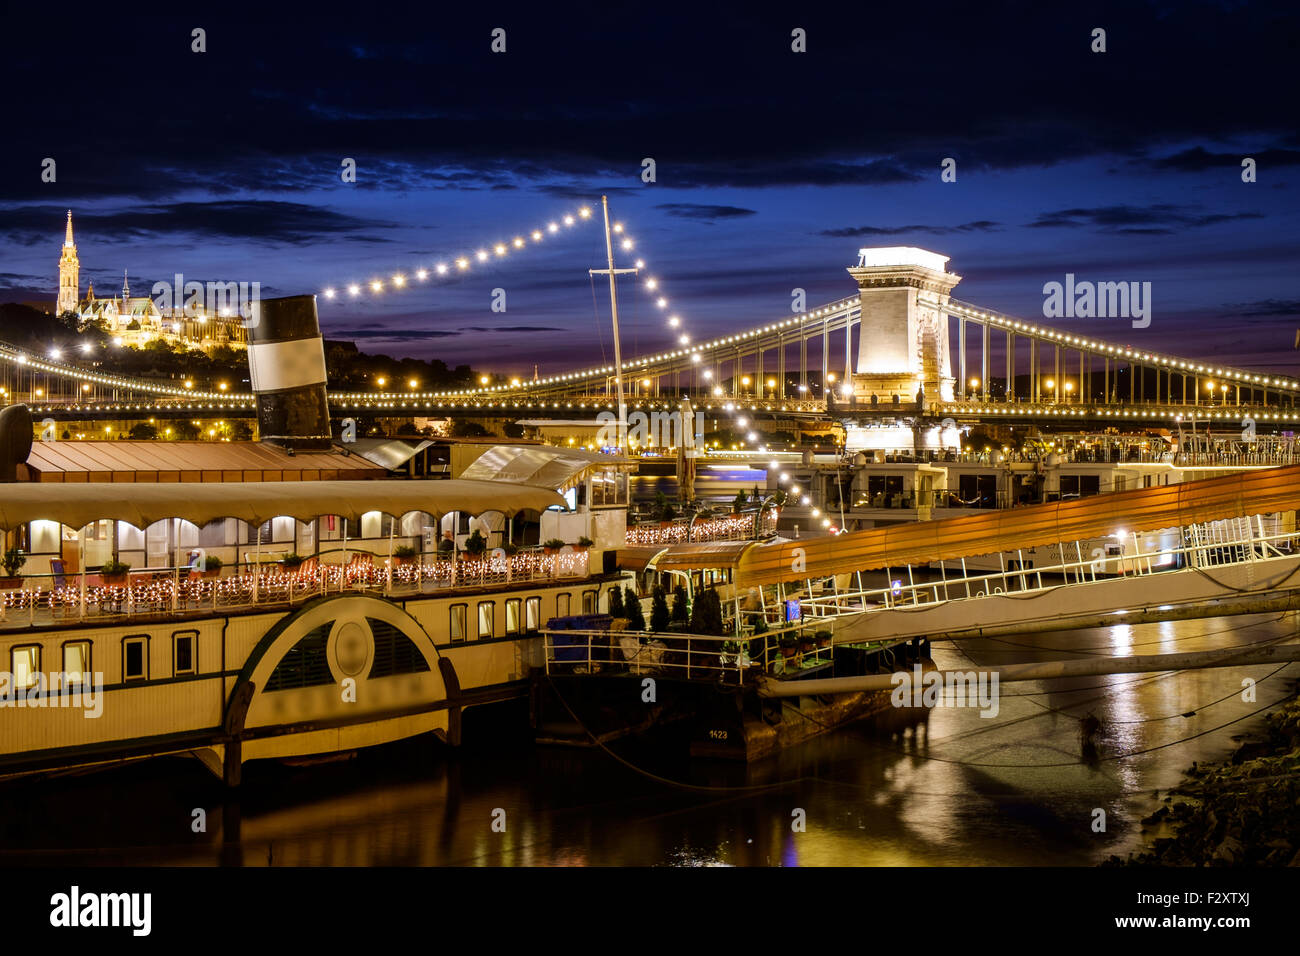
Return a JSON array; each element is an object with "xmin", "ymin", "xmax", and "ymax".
[
  {"xmin": 665, "ymin": 846, "xmax": 733, "ymax": 867},
  {"xmin": 1109, "ymin": 623, "xmax": 1134, "ymax": 656}
]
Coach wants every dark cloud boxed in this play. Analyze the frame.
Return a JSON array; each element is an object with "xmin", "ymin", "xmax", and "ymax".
[
  {"xmin": 333, "ymin": 325, "xmax": 566, "ymax": 340},
  {"xmin": 4, "ymin": 4, "xmax": 1295, "ymax": 202},
  {"xmin": 819, "ymin": 221, "xmax": 1000, "ymax": 238},
  {"xmin": 1027, "ymin": 205, "xmax": 1265, "ymax": 234},
  {"xmin": 1151, "ymin": 145, "xmax": 1300, "ymax": 172},
  {"xmin": 655, "ymin": 204, "xmax": 758, "ymax": 221},
  {"xmin": 0, "ymin": 202, "xmax": 397, "ymax": 246},
  {"xmin": 1224, "ymin": 299, "xmax": 1300, "ymax": 317}
]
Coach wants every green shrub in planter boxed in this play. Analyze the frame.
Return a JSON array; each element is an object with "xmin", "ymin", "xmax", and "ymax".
[
  {"xmin": 464, "ymin": 531, "xmax": 488, "ymax": 556},
  {"xmin": 688, "ymin": 587, "xmax": 726, "ymax": 635},
  {"xmin": 650, "ymin": 585, "xmax": 671, "ymax": 632},
  {"xmin": 670, "ymin": 583, "xmax": 689, "ymax": 623},
  {"xmin": 623, "ymin": 586, "xmax": 646, "ymax": 631},
  {"xmin": 101, "ymin": 559, "xmax": 131, "ymax": 583},
  {"xmin": 393, "ymin": 545, "xmax": 417, "ymax": 560},
  {"xmin": 2, "ymin": 548, "xmax": 26, "ymax": 579}
]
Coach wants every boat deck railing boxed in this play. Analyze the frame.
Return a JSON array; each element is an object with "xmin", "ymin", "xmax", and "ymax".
[
  {"xmin": 760, "ymin": 515, "xmax": 1297, "ymax": 622},
  {"xmin": 623, "ymin": 508, "xmax": 777, "ymax": 546},
  {"xmin": 0, "ymin": 545, "xmax": 590, "ymax": 628},
  {"xmin": 543, "ymin": 617, "xmax": 903, "ymax": 684}
]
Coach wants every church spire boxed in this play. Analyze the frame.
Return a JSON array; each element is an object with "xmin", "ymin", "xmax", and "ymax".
[
  {"xmin": 57, "ymin": 210, "xmax": 80, "ymax": 315},
  {"xmin": 122, "ymin": 269, "xmax": 130, "ymax": 301}
]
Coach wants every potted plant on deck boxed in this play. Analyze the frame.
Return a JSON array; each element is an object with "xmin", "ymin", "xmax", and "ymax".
[
  {"xmin": 281, "ymin": 552, "xmax": 305, "ymax": 571},
  {"xmin": 101, "ymin": 559, "xmax": 131, "ymax": 586},
  {"xmin": 731, "ymin": 490, "xmax": 748, "ymax": 517},
  {"xmin": 778, "ymin": 634, "xmax": 799, "ymax": 660},
  {"xmin": 815, "ymin": 629, "xmax": 832, "ymax": 650},
  {"xmin": 1, "ymin": 548, "xmax": 26, "ymax": 589},
  {"xmin": 199, "ymin": 554, "xmax": 223, "ymax": 579},
  {"xmin": 542, "ymin": 538, "xmax": 565, "ymax": 556},
  {"xmin": 575, "ymin": 535, "xmax": 593, "ymax": 552},
  {"xmin": 392, "ymin": 545, "xmax": 417, "ymax": 566},
  {"xmin": 463, "ymin": 531, "xmax": 488, "ymax": 561}
]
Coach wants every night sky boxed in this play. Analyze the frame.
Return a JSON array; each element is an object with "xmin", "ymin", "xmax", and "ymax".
[{"xmin": 1, "ymin": 2, "xmax": 1297, "ymax": 376}]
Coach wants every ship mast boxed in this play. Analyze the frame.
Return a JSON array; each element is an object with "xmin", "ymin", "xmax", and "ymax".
[{"xmin": 589, "ymin": 195, "xmax": 637, "ymax": 451}]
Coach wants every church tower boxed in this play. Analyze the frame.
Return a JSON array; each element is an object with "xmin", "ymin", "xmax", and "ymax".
[{"xmin": 56, "ymin": 210, "xmax": 80, "ymax": 315}]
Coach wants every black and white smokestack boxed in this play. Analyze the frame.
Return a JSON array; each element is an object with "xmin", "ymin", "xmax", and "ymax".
[{"xmin": 246, "ymin": 294, "xmax": 332, "ymax": 449}]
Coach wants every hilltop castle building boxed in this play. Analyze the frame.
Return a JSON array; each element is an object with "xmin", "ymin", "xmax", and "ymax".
[{"xmin": 54, "ymin": 211, "xmax": 247, "ymax": 350}]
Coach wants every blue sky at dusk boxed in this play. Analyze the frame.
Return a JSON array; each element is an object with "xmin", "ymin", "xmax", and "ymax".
[{"xmin": 1, "ymin": 2, "xmax": 1296, "ymax": 376}]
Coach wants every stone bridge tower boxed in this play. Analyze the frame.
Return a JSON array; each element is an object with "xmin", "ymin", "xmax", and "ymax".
[{"xmin": 847, "ymin": 247, "xmax": 961, "ymax": 405}]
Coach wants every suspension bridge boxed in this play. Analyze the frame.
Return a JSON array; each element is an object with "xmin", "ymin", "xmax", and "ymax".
[{"xmin": 5, "ymin": 239, "xmax": 1297, "ymax": 439}]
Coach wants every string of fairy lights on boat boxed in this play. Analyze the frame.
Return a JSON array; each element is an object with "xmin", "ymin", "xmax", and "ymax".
[
  {"xmin": 2, "ymin": 550, "xmax": 591, "ymax": 613},
  {"xmin": 317, "ymin": 203, "xmax": 598, "ymax": 304}
]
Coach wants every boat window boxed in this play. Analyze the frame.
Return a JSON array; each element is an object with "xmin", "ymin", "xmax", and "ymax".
[
  {"xmin": 173, "ymin": 630, "xmax": 198, "ymax": 676},
  {"xmin": 367, "ymin": 619, "xmax": 430, "ymax": 678},
  {"xmin": 62, "ymin": 641, "xmax": 90, "ymax": 686},
  {"xmin": 582, "ymin": 590, "xmax": 597, "ymax": 614},
  {"xmin": 505, "ymin": 599, "xmax": 521, "ymax": 635},
  {"xmin": 264, "ymin": 624, "xmax": 332, "ymax": 690},
  {"xmin": 556, "ymin": 593, "xmax": 571, "ymax": 618},
  {"xmin": 478, "ymin": 602, "xmax": 494, "ymax": 639},
  {"xmin": 525, "ymin": 596, "xmax": 542, "ymax": 631},
  {"xmin": 11, "ymin": 645, "xmax": 40, "ymax": 690},
  {"xmin": 123, "ymin": 636, "xmax": 149, "ymax": 681},
  {"xmin": 449, "ymin": 604, "xmax": 468, "ymax": 642}
]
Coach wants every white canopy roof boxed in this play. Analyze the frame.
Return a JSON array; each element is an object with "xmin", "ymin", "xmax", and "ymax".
[
  {"xmin": 0, "ymin": 479, "xmax": 565, "ymax": 531},
  {"xmin": 459, "ymin": 445, "xmax": 631, "ymax": 491}
]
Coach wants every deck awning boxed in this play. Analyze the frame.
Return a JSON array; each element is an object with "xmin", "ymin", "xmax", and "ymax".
[
  {"xmin": 0, "ymin": 479, "xmax": 565, "ymax": 531},
  {"xmin": 459, "ymin": 445, "xmax": 632, "ymax": 492},
  {"xmin": 617, "ymin": 540, "xmax": 763, "ymax": 572},
  {"xmin": 331, "ymin": 438, "xmax": 433, "ymax": 471},
  {"xmin": 22, "ymin": 440, "xmax": 386, "ymax": 483},
  {"xmin": 631, "ymin": 464, "xmax": 1300, "ymax": 588}
]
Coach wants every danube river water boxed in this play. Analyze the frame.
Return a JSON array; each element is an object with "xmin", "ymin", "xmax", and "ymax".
[{"xmin": 1, "ymin": 612, "xmax": 1295, "ymax": 866}]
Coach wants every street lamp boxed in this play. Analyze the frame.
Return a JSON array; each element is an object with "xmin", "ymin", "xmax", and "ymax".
[
  {"xmin": 1045, "ymin": 377, "xmax": 1056, "ymax": 403},
  {"xmin": 969, "ymin": 377, "xmax": 980, "ymax": 400},
  {"xmin": 1064, "ymin": 381, "xmax": 1074, "ymax": 403}
]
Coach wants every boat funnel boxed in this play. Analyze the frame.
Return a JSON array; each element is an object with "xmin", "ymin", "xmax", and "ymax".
[
  {"xmin": 0, "ymin": 404, "xmax": 33, "ymax": 481},
  {"xmin": 245, "ymin": 294, "xmax": 332, "ymax": 449}
]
